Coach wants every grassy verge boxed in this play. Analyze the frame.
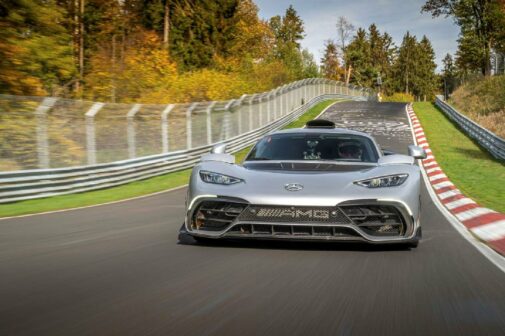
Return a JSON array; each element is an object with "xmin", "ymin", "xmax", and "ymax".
[
  {"xmin": 0, "ymin": 99, "xmax": 338, "ymax": 218},
  {"xmin": 413, "ymin": 102, "xmax": 505, "ymax": 213}
]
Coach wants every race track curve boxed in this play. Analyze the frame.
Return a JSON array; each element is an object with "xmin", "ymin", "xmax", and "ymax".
[{"xmin": 1, "ymin": 102, "xmax": 504, "ymax": 336}]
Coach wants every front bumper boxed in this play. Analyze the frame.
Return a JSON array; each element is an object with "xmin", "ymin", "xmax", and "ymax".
[{"xmin": 183, "ymin": 196, "xmax": 421, "ymax": 244}]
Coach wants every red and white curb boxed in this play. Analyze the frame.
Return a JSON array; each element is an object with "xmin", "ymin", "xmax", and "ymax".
[{"xmin": 406, "ymin": 104, "xmax": 505, "ymax": 257}]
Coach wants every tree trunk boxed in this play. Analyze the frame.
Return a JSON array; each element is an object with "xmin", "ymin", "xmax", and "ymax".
[
  {"xmin": 111, "ymin": 34, "xmax": 116, "ymax": 103},
  {"xmin": 79, "ymin": 0, "xmax": 84, "ymax": 94},
  {"xmin": 163, "ymin": 0, "xmax": 170, "ymax": 51},
  {"xmin": 74, "ymin": 0, "xmax": 80, "ymax": 93},
  {"xmin": 345, "ymin": 65, "xmax": 352, "ymax": 85}
]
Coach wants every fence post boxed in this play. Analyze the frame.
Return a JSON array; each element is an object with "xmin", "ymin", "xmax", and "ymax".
[
  {"xmin": 84, "ymin": 102, "xmax": 104, "ymax": 165},
  {"xmin": 126, "ymin": 104, "xmax": 141, "ymax": 159},
  {"xmin": 267, "ymin": 92, "xmax": 272, "ymax": 122},
  {"xmin": 206, "ymin": 101, "xmax": 216, "ymax": 145},
  {"xmin": 220, "ymin": 99, "xmax": 235, "ymax": 140},
  {"xmin": 161, "ymin": 104, "xmax": 175, "ymax": 153},
  {"xmin": 249, "ymin": 95, "xmax": 256, "ymax": 130},
  {"xmin": 34, "ymin": 97, "xmax": 58, "ymax": 169},
  {"xmin": 237, "ymin": 94, "xmax": 247, "ymax": 134},
  {"xmin": 258, "ymin": 96, "xmax": 263, "ymax": 126},
  {"xmin": 186, "ymin": 102, "xmax": 198, "ymax": 149}
]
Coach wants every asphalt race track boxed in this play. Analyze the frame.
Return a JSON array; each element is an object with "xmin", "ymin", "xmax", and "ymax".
[{"xmin": 1, "ymin": 102, "xmax": 504, "ymax": 336}]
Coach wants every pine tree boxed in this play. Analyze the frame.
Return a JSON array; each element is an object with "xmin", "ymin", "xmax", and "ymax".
[
  {"xmin": 392, "ymin": 32, "xmax": 418, "ymax": 95},
  {"xmin": 416, "ymin": 36, "xmax": 438, "ymax": 100},
  {"xmin": 345, "ymin": 28, "xmax": 372, "ymax": 87}
]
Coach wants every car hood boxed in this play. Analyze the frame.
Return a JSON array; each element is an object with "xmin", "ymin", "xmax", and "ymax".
[{"xmin": 190, "ymin": 160, "xmax": 421, "ymax": 207}]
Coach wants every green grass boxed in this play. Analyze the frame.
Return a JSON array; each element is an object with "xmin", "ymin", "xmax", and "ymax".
[
  {"xmin": 413, "ymin": 102, "xmax": 505, "ymax": 213},
  {"xmin": 0, "ymin": 99, "xmax": 339, "ymax": 218}
]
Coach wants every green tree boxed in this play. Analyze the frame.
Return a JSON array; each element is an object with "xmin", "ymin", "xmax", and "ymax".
[
  {"xmin": 422, "ymin": 0, "xmax": 505, "ymax": 75},
  {"xmin": 301, "ymin": 49, "xmax": 319, "ymax": 78},
  {"xmin": 269, "ymin": 5, "xmax": 305, "ymax": 79},
  {"xmin": 345, "ymin": 28, "xmax": 372, "ymax": 87},
  {"xmin": 416, "ymin": 36, "xmax": 438, "ymax": 100},
  {"xmin": 392, "ymin": 32, "xmax": 418, "ymax": 95}
]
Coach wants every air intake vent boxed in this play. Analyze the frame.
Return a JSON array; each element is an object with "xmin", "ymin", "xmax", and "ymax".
[
  {"xmin": 192, "ymin": 200, "xmax": 247, "ymax": 231},
  {"xmin": 305, "ymin": 119, "xmax": 335, "ymax": 129}
]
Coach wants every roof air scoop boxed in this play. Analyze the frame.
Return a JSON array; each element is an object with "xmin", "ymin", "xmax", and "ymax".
[{"xmin": 305, "ymin": 119, "xmax": 335, "ymax": 129}]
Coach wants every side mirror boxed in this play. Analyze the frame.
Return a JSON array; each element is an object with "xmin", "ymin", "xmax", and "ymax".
[
  {"xmin": 211, "ymin": 143, "xmax": 227, "ymax": 154},
  {"xmin": 382, "ymin": 149, "xmax": 395, "ymax": 156},
  {"xmin": 408, "ymin": 145, "xmax": 427, "ymax": 159}
]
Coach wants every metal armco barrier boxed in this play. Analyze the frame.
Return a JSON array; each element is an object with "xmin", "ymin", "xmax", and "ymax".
[
  {"xmin": 0, "ymin": 85, "xmax": 373, "ymax": 203},
  {"xmin": 435, "ymin": 96, "xmax": 505, "ymax": 161}
]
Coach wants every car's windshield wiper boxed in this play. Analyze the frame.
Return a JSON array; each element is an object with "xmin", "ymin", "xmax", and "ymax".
[{"xmin": 246, "ymin": 157, "xmax": 271, "ymax": 161}]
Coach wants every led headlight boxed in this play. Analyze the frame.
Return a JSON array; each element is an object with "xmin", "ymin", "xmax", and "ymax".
[
  {"xmin": 199, "ymin": 170, "xmax": 243, "ymax": 185},
  {"xmin": 354, "ymin": 174, "xmax": 408, "ymax": 188}
]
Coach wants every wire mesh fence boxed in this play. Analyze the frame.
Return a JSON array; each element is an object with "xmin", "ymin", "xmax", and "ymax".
[{"xmin": 0, "ymin": 78, "xmax": 375, "ymax": 171}]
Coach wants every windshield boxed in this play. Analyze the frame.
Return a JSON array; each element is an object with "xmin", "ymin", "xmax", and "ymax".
[{"xmin": 245, "ymin": 133, "xmax": 379, "ymax": 163}]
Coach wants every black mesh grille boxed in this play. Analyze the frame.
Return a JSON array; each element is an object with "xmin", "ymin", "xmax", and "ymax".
[
  {"xmin": 192, "ymin": 201, "xmax": 246, "ymax": 231},
  {"xmin": 339, "ymin": 205, "xmax": 405, "ymax": 236},
  {"xmin": 237, "ymin": 205, "xmax": 351, "ymax": 224}
]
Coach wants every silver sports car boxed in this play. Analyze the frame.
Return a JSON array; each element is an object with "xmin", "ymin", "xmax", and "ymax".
[{"xmin": 180, "ymin": 120, "xmax": 426, "ymax": 247}]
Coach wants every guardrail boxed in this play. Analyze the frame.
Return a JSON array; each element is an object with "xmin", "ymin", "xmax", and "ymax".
[
  {"xmin": 0, "ymin": 81, "xmax": 373, "ymax": 203},
  {"xmin": 435, "ymin": 96, "xmax": 505, "ymax": 161}
]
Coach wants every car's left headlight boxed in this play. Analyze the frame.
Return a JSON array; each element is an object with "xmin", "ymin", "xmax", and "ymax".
[
  {"xmin": 354, "ymin": 174, "xmax": 408, "ymax": 188},
  {"xmin": 199, "ymin": 170, "xmax": 243, "ymax": 185}
]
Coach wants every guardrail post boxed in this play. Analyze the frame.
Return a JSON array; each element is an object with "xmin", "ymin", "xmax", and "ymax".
[
  {"xmin": 34, "ymin": 97, "xmax": 58, "ymax": 169},
  {"xmin": 85, "ymin": 102, "xmax": 104, "ymax": 165},
  {"xmin": 186, "ymin": 103, "xmax": 198, "ymax": 149},
  {"xmin": 206, "ymin": 101, "xmax": 216, "ymax": 145},
  {"xmin": 126, "ymin": 104, "xmax": 141, "ymax": 159},
  {"xmin": 161, "ymin": 104, "xmax": 175, "ymax": 153}
]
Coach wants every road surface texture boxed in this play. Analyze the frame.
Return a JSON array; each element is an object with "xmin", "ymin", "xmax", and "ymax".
[{"xmin": 1, "ymin": 102, "xmax": 504, "ymax": 336}]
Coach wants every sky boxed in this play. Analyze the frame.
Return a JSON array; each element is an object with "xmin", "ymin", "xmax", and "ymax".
[{"xmin": 255, "ymin": 0, "xmax": 460, "ymax": 72}]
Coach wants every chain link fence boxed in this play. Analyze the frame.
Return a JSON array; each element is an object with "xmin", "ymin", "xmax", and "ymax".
[{"xmin": 0, "ymin": 78, "xmax": 374, "ymax": 172}]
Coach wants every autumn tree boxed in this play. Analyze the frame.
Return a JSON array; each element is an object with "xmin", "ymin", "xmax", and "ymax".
[
  {"xmin": 321, "ymin": 40, "xmax": 342, "ymax": 80},
  {"xmin": 336, "ymin": 16, "xmax": 355, "ymax": 83},
  {"xmin": 0, "ymin": 0, "xmax": 75, "ymax": 95}
]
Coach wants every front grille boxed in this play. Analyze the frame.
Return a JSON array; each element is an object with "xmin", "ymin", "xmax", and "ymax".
[
  {"xmin": 192, "ymin": 200, "xmax": 246, "ymax": 231},
  {"xmin": 228, "ymin": 224, "xmax": 360, "ymax": 239},
  {"xmin": 340, "ymin": 205, "xmax": 405, "ymax": 236},
  {"xmin": 237, "ymin": 205, "xmax": 351, "ymax": 224}
]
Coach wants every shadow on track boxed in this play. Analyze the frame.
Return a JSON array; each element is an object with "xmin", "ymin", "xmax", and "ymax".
[{"xmin": 178, "ymin": 231, "xmax": 414, "ymax": 253}]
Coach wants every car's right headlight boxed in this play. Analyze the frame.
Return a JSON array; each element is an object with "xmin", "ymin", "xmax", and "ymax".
[
  {"xmin": 354, "ymin": 174, "xmax": 408, "ymax": 188},
  {"xmin": 199, "ymin": 170, "xmax": 243, "ymax": 185}
]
